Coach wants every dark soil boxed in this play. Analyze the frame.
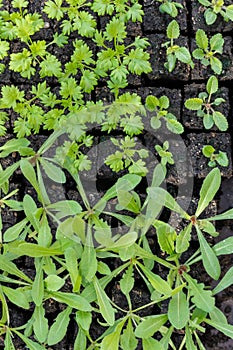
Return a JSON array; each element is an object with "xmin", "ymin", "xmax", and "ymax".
[{"xmin": 1, "ymin": 0, "xmax": 233, "ymax": 349}]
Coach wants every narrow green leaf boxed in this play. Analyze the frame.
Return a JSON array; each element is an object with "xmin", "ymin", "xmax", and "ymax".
[
  {"xmin": 205, "ymin": 319, "xmax": 233, "ymax": 339},
  {"xmin": 3, "ymin": 286, "xmax": 29, "ymax": 309},
  {"xmin": 168, "ymin": 291, "xmax": 189, "ymax": 329},
  {"xmin": 3, "ymin": 218, "xmax": 28, "ymax": 242},
  {"xmin": 47, "ymin": 307, "xmax": 72, "ymax": 346},
  {"xmin": 8, "ymin": 242, "xmax": 63, "ymax": 257},
  {"xmin": 0, "ymin": 255, "xmax": 31, "ymax": 283},
  {"xmin": 196, "ymin": 225, "xmax": 221, "ymax": 280},
  {"xmin": 142, "ymin": 337, "xmax": 164, "ymax": 350},
  {"xmin": 213, "ymin": 266, "xmax": 233, "ymax": 295},
  {"xmin": 40, "ymin": 158, "xmax": 66, "ymax": 183},
  {"xmin": 33, "ymin": 305, "xmax": 48, "ymax": 343},
  {"xmin": 120, "ymin": 319, "xmax": 138, "ymax": 350},
  {"xmin": 185, "ymin": 326, "xmax": 197, "ymax": 350},
  {"xmin": 176, "ymin": 223, "xmax": 192, "ymax": 253},
  {"xmin": 135, "ymin": 314, "xmax": 168, "ymax": 338},
  {"xmin": 20, "ymin": 159, "xmax": 41, "ymax": 197},
  {"xmin": 50, "ymin": 291, "xmax": 92, "ymax": 311},
  {"xmin": 80, "ymin": 245, "xmax": 97, "ymax": 281},
  {"xmin": 0, "ymin": 161, "xmax": 20, "ymax": 187},
  {"xmin": 195, "ymin": 168, "xmax": 221, "ymax": 217},
  {"xmin": 213, "ymin": 236, "xmax": 233, "ymax": 255},
  {"xmin": 103, "ymin": 174, "xmax": 141, "ymax": 201},
  {"xmin": 74, "ymin": 328, "xmax": 87, "ymax": 350},
  {"xmin": 13, "ymin": 330, "xmax": 45, "ymax": 350},
  {"xmin": 138, "ymin": 262, "xmax": 172, "ymax": 295},
  {"xmin": 23, "ymin": 194, "xmax": 40, "ymax": 232},
  {"xmin": 31, "ymin": 260, "xmax": 44, "ymax": 306},
  {"xmin": 93, "ymin": 277, "xmax": 115, "ymax": 326},
  {"xmin": 120, "ymin": 265, "xmax": 134, "ymax": 296}
]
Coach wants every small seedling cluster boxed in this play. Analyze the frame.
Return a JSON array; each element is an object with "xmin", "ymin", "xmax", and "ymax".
[{"xmin": 0, "ymin": 1, "xmax": 232, "ymax": 349}]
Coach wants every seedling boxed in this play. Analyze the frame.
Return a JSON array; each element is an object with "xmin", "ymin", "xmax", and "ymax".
[
  {"xmin": 162, "ymin": 20, "xmax": 194, "ymax": 72},
  {"xmin": 145, "ymin": 94, "xmax": 184, "ymax": 134},
  {"xmin": 192, "ymin": 29, "xmax": 224, "ymax": 75},
  {"xmin": 197, "ymin": 0, "xmax": 233, "ymax": 25},
  {"xmin": 185, "ymin": 75, "xmax": 228, "ymax": 131},
  {"xmin": 202, "ymin": 145, "xmax": 229, "ymax": 167},
  {"xmin": 155, "ymin": 141, "xmax": 174, "ymax": 167},
  {"xmin": 156, "ymin": 0, "xmax": 183, "ymax": 17}
]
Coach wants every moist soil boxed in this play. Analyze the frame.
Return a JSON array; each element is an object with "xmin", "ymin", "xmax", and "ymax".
[{"xmin": 1, "ymin": 0, "xmax": 233, "ymax": 349}]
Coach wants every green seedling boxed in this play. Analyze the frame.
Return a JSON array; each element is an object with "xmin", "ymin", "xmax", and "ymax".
[
  {"xmin": 146, "ymin": 94, "xmax": 184, "ymax": 134},
  {"xmin": 162, "ymin": 20, "xmax": 194, "ymax": 72},
  {"xmin": 202, "ymin": 145, "xmax": 229, "ymax": 167},
  {"xmin": 156, "ymin": 0, "xmax": 183, "ymax": 17},
  {"xmin": 155, "ymin": 141, "xmax": 174, "ymax": 167},
  {"xmin": 198, "ymin": 0, "xmax": 233, "ymax": 25},
  {"xmin": 185, "ymin": 75, "xmax": 228, "ymax": 131},
  {"xmin": 193, "ymin": 29, "xmax": 224, "ymax": 75}
]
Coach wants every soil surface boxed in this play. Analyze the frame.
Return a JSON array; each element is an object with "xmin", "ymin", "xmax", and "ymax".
[{"xmin": 1, "ymin": 0, "xmax": 233, "ymax": 349}]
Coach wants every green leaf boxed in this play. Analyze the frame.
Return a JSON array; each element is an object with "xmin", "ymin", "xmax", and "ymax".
[
  {"xmin": 32, "ymin": 260, "xmax": 44, "ymax": 306},
  {"xmin": 175, "ymin": 47, "xmax": 192, "ymax": 64},
  {"xmin": 4, "ymin": 218, "xmax": 28, "ymax": 242},
  {"xmin": 124, "ymin": 48, "xmax": 151, "ymax": 75},
  {"xmin": 120, "ymin": 319, "xmax": 138, "ymax": 350},
  {"xmin": 103, "ymin": 174, "xmax": 141, "ymax": 201},
  {"xmin": 213, "ymin": 236, "xmax": 233, "ymax": 255},
  {"xmin": 166, "ymin": 118, "xmax": 184, "ymax": 134},
  {"xmin": 168, "ymin": 291, "xmax": 189, "ymax": 329},
  {"xmin": 3, "ymin": 286, "xmax": 29, "ymax": 309},
  {"xmin": 80, "ymin": 245, "xmax": 98, "ymax": 282},
  {"xmin": 196, "ymin": 225, "xmax": 221, "ymax": 280},
  {"xmin": 202, "ymin": 145, "xmax": 215, "ymax": 158},
  {"xmin": 101, "ymin": 320, "xmax": 125, "ymax": 350},
  {"xmin": 20, "ymin": 159, "xmax": 41, "ymax": 198},
  {"xmin": 176, "ymin": 223, "xmax": 192, "ymax": 253},
  {"xmin": 93, "ymin": 277, "xmax": 115, "ymax": 326},
  {"xmin": 210, "ymin": 56, "xmax": 222, "ymax": 75},
  {"xmin": 44, "ymin": 0, "xmax": 63, "ymax": 20},
  {"xmin": 210, "ymin": 33, "xmax": 224, "ymax": 53},
  {"xmin": 40, "ymin": 158, "xmax": 66, "ymax": 183},
  {"xmin": 0, "ymin": 255, "xmax": 31, "ymax": 283},
  {"xmin": 135, "ymin": 314, "xmax": 168, "ymax": 338},
  {"xmin": 74, "ymin": 328, "xmax": 87, "ymax": 350},
  {"xmin": 138, "ymin": 262, "xmax": 172, "ymax": 295},
  {"xmin": 47, "ymin": 307, "xmax": 72, "ymax": 346},
  {"xmin": 204, "ymin": 8, "xmax": 217, "ymax": 25},
  {"xmin": 33, "ymin": 305, "xmax": 49, "ymax": 343},
  {"xmin": 9, "ymin": 243, "xmax": 63, "ymax": 257},
  {"xmin": 212, "ymin": 111, "xmax": 228, "ymax": 131},
  {"xmin": 0, "ymin": 161, "xmax": 20, "ymax": 188},
  {"xmin": 167, "ymin": 20, "xmax": 180, "ymax": 39},
  {"xmin": 212, "ymin": 266, "xmax": 233, "ymax": 295},
  {"xmin": 195, "ymin": 168, "xmax": 221, "ymax": 217},
  {"xmin": 80, "ymin": 70, "xmax": 98, "ymax": 93},
  {"xmin": 185, "ymin": 98, "xmax": 203, "ymax": 110},
  {"xmin": 154, "ymin": 221, "xmax": 176, "ymax": 255},
  {"xmin": 45, "ymin": 275, "xmax": 65, "ymax": 291},
  {"xmin": 195, "ymin": 29, "xmax": 208, "ymax": 50},
  {"xmin": 50, "ymin": 291, "xmax": 92, "ymax": 311},
  {"xmin": 13, "ymin": 330, "xmax": 45, "ymax": 350},
  {"xmin": 206, "ymin": 76, "xmax": 218, "ymax": 95},
  {"xmin": 205, "ymin": 319, "xmax": 233, "ymax": 339},
  {"xmin": 184, "ymin": 274, "xmax": 215, "ymax": 312},
  {"xmin": 142, "ymin": 337, "xmax": 164, "ymax": 350},
  {"xmin": 185, "ymin": 326, "xmax": 197, "ymax": 350},
  {"xmin": 226, "ymin": 5, "xmax": 233, "ymax": 21},
  {"xmin": 120, "ymin": 265, "xmax": 134, "ymax": 296}
]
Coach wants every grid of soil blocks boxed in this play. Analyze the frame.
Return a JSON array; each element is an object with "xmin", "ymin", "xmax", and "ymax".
[{"xmin": 0, "ymin": 0, "xmax": 233, "ymax": 349}]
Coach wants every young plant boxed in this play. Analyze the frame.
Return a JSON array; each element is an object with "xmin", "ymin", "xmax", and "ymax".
[
  {"xmin": 155, "ymin": 141, "xmax": 174, "ymax": 167},
  {"xmin": 105, "ymin": 136, "xmax": 149, "ymax": 176},
  {"xmin": 156, "ymin": 0, "xmax": 183, "ymax": 18},
  {"xmin": 202, "ymin": 144, "xmax": 229, "ymax": 167},
  {"xmin": 162, "ymin": 20, "xmax": 194, "ymax": 72},
  {"xmin": 145, "ymin": 94, "xmax": 184, "ymax": 134},
  {"xmin": 192, "ymin": 29, "xmax": 224, "ymax": 75},
  {"xmin": 185, "ymin": 75, "xmax": 228, "ymax": 131},
  {"xmin": 198, "ymin": 0, "xmax": 233, "ymax": 25}
]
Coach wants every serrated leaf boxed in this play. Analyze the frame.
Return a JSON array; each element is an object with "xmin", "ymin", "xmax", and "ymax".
[
  {"xmin": 168, "ymin": 291, "xmax": 189, "ymax": 329},
  {"xmin": 184, "ymin": 274, "xmax": 215, "ymax": 312},
  {"xmin": 213, "ymin": 111, "xmax": 228, "ymax": 131},
  {"xmin": 175, "ymin": 47, "xmax": 192, "ymax": 64},
  {"xmin": 47, "ymin": 307, "xmax": 72, "ymax": 346},
  {"xmin": 167, "ymin": 20, "xmax": 180, "ymax": 39},
  {"xmin": 185, "ymin": 98, "xmax": 203, "ymax": 110},
  {"xmin": 154, "ymin": 221, "xmax": 176, "ymax": 254},
  {"xmin": 204, "ymin": 8, "xmax": 217, "ymax": 25},
  {"xmin": 93, "ymin": 277, "xmax": 115, "ymax": 326},
  {"xmin": 101, "ymin": 320, "xmax": 125, "ymax": 350},
  {"xmin": 195, "ymin": 168, "xmax": 221, "ymax": 217},
  {"xmin": 196, "ymin": 29, "xmax": 208, "ymax": 50},
  {"xmin": 206, "ymin": 75, "xmax": 218, "ymax": 95},
  {"xmin": 120, "ymin": 319, "xmax": 138, "ymax": 350},
  {"xmin": 135, "ymin": 314, "xmax": 168, "ymax": 338},
  {"xmin": 120, "ymin": 265, "xmax": 134, "ymax": 296},
  {"xmin": 210, "ymin": 56, "xmax": 222, "ymax": 75}
]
